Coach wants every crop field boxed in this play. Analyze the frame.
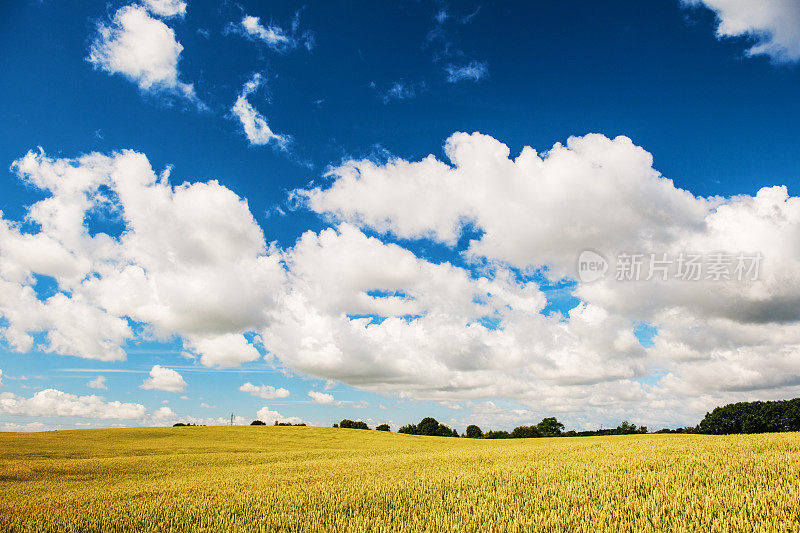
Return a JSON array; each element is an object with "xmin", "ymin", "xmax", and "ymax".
[{"xmin": 1, "ymin": 427, "xmax": 799, "ymax": 532}]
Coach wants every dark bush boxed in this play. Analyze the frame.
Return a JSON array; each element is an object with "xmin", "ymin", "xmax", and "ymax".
[
  {"xmin": 483, "ymin": 430, "xmax": 510, "ymax": 439},
  {"xmin": 376, "ymin": 424, "xmax": 390, "ymax": 431},
  {"xmin": 510, "ymin": 425, "xmax": 541, "ymax": 438},
  {"xmin": 398, "ymin": 417, "xmax": 458, "ymax": 437},
  {"xmin": 339, "ymin": 419, "xmax": 369, "ymax": 430},
  {"xmin": 250, "ymin": 420, "xmax": 266, "ymax": 425}
]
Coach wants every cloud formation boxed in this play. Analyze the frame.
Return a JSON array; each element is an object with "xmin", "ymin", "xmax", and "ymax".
[
  {"xmin": 240, "ymin": 382, "xmax": 290, "ymax": 399},
  {"xmin": 229, "ymin": 13, "xmax": 314, "ymax": 52},
  {"xmin": 294, "ymin": 131, "xmax": 800, "ymax": 421},
  {"xmin": 256, "ymin": 405, "xmax": 303, "ymax": 425},
  {"xmin": 143, "ymin": 0, "xmax": 187, "ymax": 19},
  {"xmin": 308, "ymin": 390, "xmax": 339, "ymax": 405},
  {"xmin": 87, "ymin": 376, "xmax": 108, "ymax": 390},
  {"xmin": 684, "ymin": 0, "xmax": 800, "ymax": 62},
  {"xmin": 88, "ymin": 4, "xmax": 199, "ymax": 102},
  {"xmin": 140, "ymin": 365, "xmax": 187, "ymax": 392},
  {"xmin": 232, "ymin": 73, "xmax": 291, "ymax": 149},
  {"xmin": 4, "ymin": 132, "xmax": 800, "ymax": 426},
  {"xmin": 445, "ymin": 61, "xmax": 488, "ymax": 83},
  {"xmin": 2, "ymin": 148, "xmax": 283, "ymax": 367},
  {"xmin": 0, "ymin": 389, "xmax": 146, "ymax": 419}
]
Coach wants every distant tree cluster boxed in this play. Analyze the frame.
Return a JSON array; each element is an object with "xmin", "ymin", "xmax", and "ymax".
[
  {"xmin": 337, "ymin": 419, "xmax": 369, "ymax": 430},
  {"xmin": 399, "ymin": 417, "xmax": 459, "ymax": 437},
  {"xmin": 563, "ymin": 420, "xmax": 647, "ymax": 437},
  {"xmin": 172, "ymin": 423, "xmax": 198, "ymax": 427},
  {"xmin": 697, "ymin": 398, "xmax": 800, "ymax": 435},
  {"xmin": 324, "ymin": 397, "xmax": 800, "ymax": 439},
  {"xmin": 653, "ymin": 427, "xmax": 696, "ymax": 434},
  {"xmin": 250, "ymin": 420, "xmax": 306, "ymax": 426},
  {"xmin": 469, "ymin": 417, "xmax": 567, "ymax": 439}
]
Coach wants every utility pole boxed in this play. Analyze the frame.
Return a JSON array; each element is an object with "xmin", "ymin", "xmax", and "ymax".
[{"xmin": 230, "ymin": 413, "xmax": 234, "ymax": 426}]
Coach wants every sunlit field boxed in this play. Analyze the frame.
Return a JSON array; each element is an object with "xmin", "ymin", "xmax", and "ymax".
[{"xmin": 1, "ymin": 427, "xmax": 799, "ymax": 532}]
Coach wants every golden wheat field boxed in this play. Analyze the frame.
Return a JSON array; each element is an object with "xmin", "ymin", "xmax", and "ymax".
[{"xmin": 0, "ymin": 427, "xmax": 798, "ymax": 532}]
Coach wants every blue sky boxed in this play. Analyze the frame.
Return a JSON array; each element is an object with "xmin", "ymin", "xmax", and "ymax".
[{"xmin": 1, "ymin": 0, "xmax": 800, "ymax": 433}]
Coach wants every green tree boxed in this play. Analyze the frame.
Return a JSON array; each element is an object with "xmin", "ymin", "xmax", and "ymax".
[
  {"xmin": 465, "ymin": 425, "xmax": 483, "ymax": 438},
  {"xmin": 510, "ymin": 425, "xmax": 541, "ymax": 438},
  {"xmin": 536, "ymin": 417, "xmax": 565, "ymax": 436},
  {"xmin": 376, "ymin": 424, "xmax": 390, "ymax": 431}
]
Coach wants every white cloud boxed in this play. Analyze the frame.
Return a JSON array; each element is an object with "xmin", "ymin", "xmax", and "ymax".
[
  {"xmin": 445, "ymin": 61, "xmax": 488, "ymax": 83},
  {"xmin": 232, "ymin": 73, "xmax": 290, "ymax": 149},
  {"xmin": 263, "ymin": 223, "xmax": 646, "ymax": 405},
  {"xmin": 5, "ymin": 134, "xmax": 800, "ymax": 427},
  {"xmin": 297, "ymin": 132, "xmax": 711, "ymax": 278},
  {"xmin": 143, "ymin": 0, "xmax": 187, "ymax": 18},
  {"xmin": 2, "ymin": 148, "xmax": 284, "ymax": 365},
  {"xmin": 2, "ymin": 422, "xmax": 47, "ymax": 432},
  {"xmin": 241, "ymin": 15, "xmax": 289, "ymax": 47},
  {"xmin": 290, "ymin": 131, "xmax": 800, "ymax": 424},
  {"xmin": 308, "ymin": 390, "xmax": 335, "ymax": 404},
  {"xmin": 151, "ymin": 406, "xmax": 176, "ymax": 419},
  {"xmin": 185, "ymin": 333, "xmax": 262, "ymax": 368},
  {"xmin": 240, "ymin": 382, "xmax": 290, "ymax": 399},
  {"xmin": 88, "ymin": 4, "xmax": 199, "ymax": 102},
  {"xmin": 684, "ymin": 0, "xmax": 800, "ymax": 62},
  {"xmin": 231, "ymin": 14, "xmax": 314, "ymax": 52},
  {"xmin": 256, "ymin": 405, "xmax": 303, "ymax": 425},
  {"xmin": 87, "ymin": 375, "xmax": 108, "ymax": 390},
  {"xmin": 378, "ymin": 81, "xmax": 426, "ymax": 104},
  {"xmin": 140, "ymin": 365, "xmax": 187, "ymax": 392},
  {"xmin": 0, "ymin": 389, "xmax": 146, "ymax": 419}
]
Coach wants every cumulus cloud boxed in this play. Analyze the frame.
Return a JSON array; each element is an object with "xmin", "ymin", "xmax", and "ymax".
[
  {"xmin": 684, "ymin": 0, "xmax": 800, "ymax": 62},
  {"xmin": 151, "ymin": 405, "xmax": 176, "ymax": 419},
  {"xmin": 5, "ymin": 133, "xmax": 800, "ymax": 426},
  {"xmin": 240, "ymin": 382, "xmax": 290, "ymax": 399},
  {"xmin": 87, "ymin": 375, "xmax": 108, "ymax": 390},
  {"xmin": 445, "ymin": 61, "xmax": 488, "ymax": 83},
  {"xmin": 143, "ymin": 0, "xmax": 187, "ymax": 19},
  {"xmin": 291, "ymin": 131, "xmax": 800, "ymax": 422},
  {"xmin": 256, "ymin": 405, "xmax": 303, "ymax": 425},
  {"xmin": 2, "ymin": 148, "xmax": 283, "ymax": 365},
  {"xmin": 308, "ymin": 390, "xmax": 337, "ymax": 404},
  {"xmin": 263, "ymin": 223, "xmax": 646, "ymax": 406},
  {"xmin": 88, "ymin": 4, "xmax": 199, "ymax": 102},
  {"xmin": 0, "ymin": 389, "xmax": 146, "ymax": 419},
  {"xmin": 297, "ymin": 132, "xmax": 711, "ymax": 277},
  {"xmin": 140, "ymin": 365, "xmax": 187, "ymax": 392},
  {"xmin": 232, "ymin": 73, "xmax": 290, "ymax": 149}
]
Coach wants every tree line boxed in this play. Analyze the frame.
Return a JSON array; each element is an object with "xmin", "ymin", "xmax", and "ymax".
[
  {"xmin": 200, "ymin": 397, "xmax": 800, "ymax": 436},
  {"xmin": 323, "ymin": 398, "xmax": 800, "ymax": 437}
]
